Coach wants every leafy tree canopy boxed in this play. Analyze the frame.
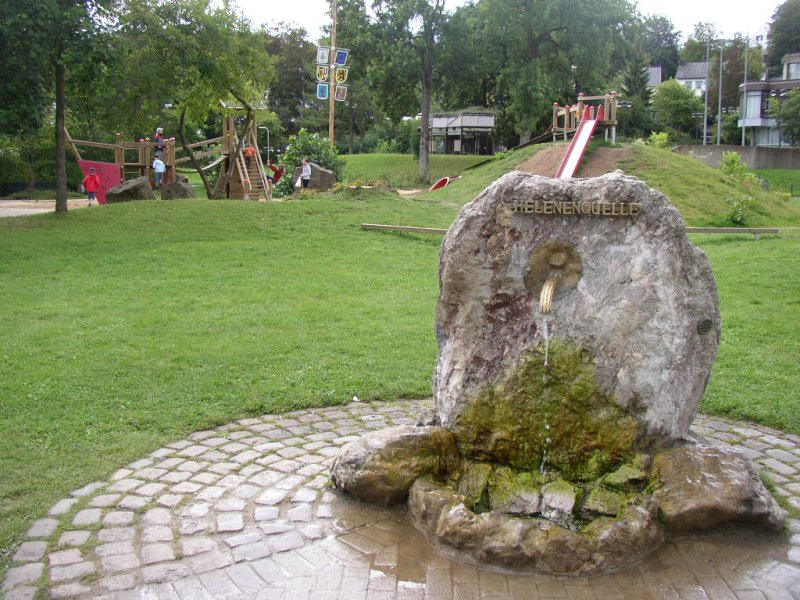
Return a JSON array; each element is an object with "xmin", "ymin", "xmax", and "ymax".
[
  {"xmin": 770, "ymin": 89, "xmax": 800, "ymax": 145},
  {"xmin": 768, "ymin": 0, "xmax": 800, "ymax": 74},
  {"xmin": 681, "ymin": 22, "xmax": 718, "ymax": 62},
  {"xmin": 259, "ymin": 25, "xmax": 316, "ymax": 144},
  {"xmin": 651, "ymin": 78, "xmax": 704, "ymax": 134},
  {"xmin": 642, "ymin": 15, "xmax": 680, "ymax": 80}
]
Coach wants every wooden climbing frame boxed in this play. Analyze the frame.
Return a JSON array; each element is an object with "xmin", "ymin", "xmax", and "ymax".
[
  {"xmin": 552, "ymin": 92, "xmax": 619, "ymax": 144},
  {"xmin": 64, "ymin": 103, "xmax": 270, "ymax": 200}
]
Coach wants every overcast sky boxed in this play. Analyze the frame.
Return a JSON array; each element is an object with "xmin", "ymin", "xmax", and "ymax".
[{"xmin": 233, "ymin": 0, "xmax": 784, "ymax": 43}]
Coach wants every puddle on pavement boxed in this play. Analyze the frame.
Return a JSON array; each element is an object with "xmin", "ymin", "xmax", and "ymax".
[{"xmin": 327, "ymin": 491, "xmax": 792, "ymax": 586}]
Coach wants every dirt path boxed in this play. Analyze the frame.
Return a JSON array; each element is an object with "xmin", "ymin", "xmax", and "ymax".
[{"xmin": 0, "ymin": 199, "xmax": 89, "ymax": 217}]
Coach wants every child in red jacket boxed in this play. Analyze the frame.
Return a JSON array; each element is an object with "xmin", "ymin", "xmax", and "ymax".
[{"xmin": 82, "ymin": 167, "xmax": 101, "ymax": 206}]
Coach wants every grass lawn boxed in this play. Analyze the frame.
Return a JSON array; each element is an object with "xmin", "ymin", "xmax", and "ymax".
[
  {"xmin": 694, "ymin": 230, "xmax": 800, "ymax": 428},
  {"xmin": 1, "ymin": 146, "xmax": 799, "ymax": 573},
  {"xmin": 0, "ymin": 194, "xmax": 449, "ymax": 568},
  {"xmin": 755, "ymin": 168, "xmax": 800, "ymax": 196},
  {"xmin": 342, "ymin": 153, "xmax": 486, "ymax": 188}
]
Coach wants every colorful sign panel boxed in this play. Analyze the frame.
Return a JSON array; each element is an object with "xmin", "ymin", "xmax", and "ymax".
[
  {"xmin": 334, "ymin": 67, "xmax": 348, "ymax": 84},
  {"xmin": 335, "ymin": 85, "xmax": 348, "ymax": 102},
  {"xmin": 333, "ymin": 48, "xmax": 349, "ymax": 66},
  {"xmin": 316, "ymin": 83, "xmax": 329, "ymax": 100},
  {"xmin": 316, "ymin": 65, "xmax": 329, "ymax": 82},
  {"xmin": 316, "ymin": 46, "xmax": 330, "ymax": 64}
]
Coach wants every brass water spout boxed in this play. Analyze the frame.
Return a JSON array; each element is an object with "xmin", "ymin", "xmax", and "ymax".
[
  {"xmin": 525, "ymin": 240, "xmax": 582, "ymax": 314},
  {"xmin": 539, "ymin": 276, "xmax": 560, "ymax": 314}
]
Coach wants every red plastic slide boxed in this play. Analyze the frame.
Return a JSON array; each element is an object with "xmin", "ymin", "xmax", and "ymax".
[{"xmin": 555, "ymin": 105, "xmax": 604, "ymax": 179}]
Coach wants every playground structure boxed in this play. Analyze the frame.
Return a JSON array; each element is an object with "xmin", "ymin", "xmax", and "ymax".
[
  {"xmin": 429, "ymin": 92, "xmax": 621, "ymax": 191},
  {"xmin": 65, "ymin": 105, "xmax": 270, "ymax": 201},
  {"xmin": 552, "ymin": 92, "xmax": 619, "ymax": 179}
]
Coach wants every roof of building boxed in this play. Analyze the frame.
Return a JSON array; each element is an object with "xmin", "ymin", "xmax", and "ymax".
[
  {"xmin": 676, "ymin": 62, "xmax": 709, "ymax": 81},
  {"xmin": 430, "ymin": 113, "xmax": 496, "ymax": 131},
  {"xmin": 782, "ymin": 53, "xmax": 800, "ymax": 65},
  {"xmin": 646, "ymin": 66, "xmax": 662, "ymax": 87}
]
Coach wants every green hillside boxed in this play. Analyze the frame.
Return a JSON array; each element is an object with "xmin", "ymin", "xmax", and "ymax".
[
  {"xmin": 616, "ymin": 144, "xmax": 800, "ymax": 227},
  {"xmin": 344, "ymin": 144, "xmax": 800, "ymax": 227}
]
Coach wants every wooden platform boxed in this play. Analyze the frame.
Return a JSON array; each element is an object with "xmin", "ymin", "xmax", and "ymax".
[{"xmin": 685, "ymin": 227, "xmax": 780, "ymax": 239}]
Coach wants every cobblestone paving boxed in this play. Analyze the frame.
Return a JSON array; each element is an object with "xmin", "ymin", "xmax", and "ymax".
[{"xmin": 4, "ymin": 400, "xmax": 800, "ymax": 599}]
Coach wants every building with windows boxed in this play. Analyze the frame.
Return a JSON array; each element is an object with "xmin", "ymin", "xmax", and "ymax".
[
  {"xmin": 739, "ymin": 53, "xmax": 800, "ymax": 147},
  {"xmin": 428, "ymin": 111, "xmax": 496, "ymax": 155},
  {"xmin": 675, "ymin": 62, "xmax": 709, "ymax": 96}
]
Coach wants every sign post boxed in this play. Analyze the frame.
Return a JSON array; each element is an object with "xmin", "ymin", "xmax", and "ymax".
[
  {"xmin": 316, "ymin": 0, "xmax": 351, "ymax": 147},
  {"xmin": 329, "ymin": 0, "xmax": 338, "ymax": 146}
]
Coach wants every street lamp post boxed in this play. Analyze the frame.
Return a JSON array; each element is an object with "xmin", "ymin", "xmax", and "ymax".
[
  {"xmin": 742, "ymin": 36, "xmax": 749, "ymax": 146},
  {"xmin": 258, "ymin": 126, "xmax": 270, "ymax": 164},
  {"xmin": 703, "ymin": 39, "xmax": 710, "ymax": 146},
  {"xmin": 617, "ymin": 100, "xmax": 631, "ymax": 139},
  {"xmin": 717, "ymin": 45, "xmax": 724, "ymax": 145},
  {"xmin": 329, "ymin": 0, "xmax": 338, "ymax": 147},
  {"xmin": 692, "ymin": 112, "xmax": 705, "ymax": 141}
]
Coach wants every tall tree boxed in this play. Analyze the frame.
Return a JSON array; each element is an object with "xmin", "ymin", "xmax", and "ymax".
[
  {"xmin": 370, "ymin": 0, "xmax": 448, "ymax": 183},
  {"xmin": 0, "ymin": 0, "xmax": 114, "ymax": 213},
  {"xmin": 329, "ymin": 0, "xmax": 382, "ymax": 153},
  {"xmin": 436, "ymin": 3, "xmax": 496, "ymax": 110},
  {"xmin": 642, "ymin": 15, "xmax": 680, "ymax": 80},
  {"xmin": 651, "ymin": 78, "xmax": 704, "ymax": 134},
  {"xmin": 260, "ymin": 25, "xmax": 316, "ymax": 145},
  {"xmin": 681, "ymin": 22, "xmax": 719, "ymax": 63},
  {"xmin": 618, "ymin": 50, "xmax": 654, "ymax": 138},
  {"xmin": 621, "ymin": 52, "xmax": 652, "ymax": 104},
  {"xmin": 114, "ymin": 0, "xmax": 275, "ymax": 198},
  {"xmin": 769, "ymin": 89, "xmax": 800, "ymax": 145},
  {"xmin": 768, "ymin": 0, "xmax": 800, "ymax": 76},
  {"xmin": 470, "ymin": 0, "xmax": 632, "ymax": 141},
  {"xmin": 707, "ymin": 37, "xmax": 764, "ymax": 119}
]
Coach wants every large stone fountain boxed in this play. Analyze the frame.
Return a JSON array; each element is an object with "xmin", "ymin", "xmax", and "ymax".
[{"xmin": 331, "ymin": 171, "xmax": 785, "ymax": 575}]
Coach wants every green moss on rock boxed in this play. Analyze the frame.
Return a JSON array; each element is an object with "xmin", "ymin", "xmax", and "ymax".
[
  {"xmin": 487, "ymin": 467, "xmax": 542, "ymax": 510},
  {"xmin": 581, "ymin": 486, "xmax": 631, "ymax": 517},
  {"xmin": 457, "ymin": 462, "xmax": 493, "ymax": 511},
  {"xmin": 454, "ymin": 340, "xmax": 642, "ymax": 482},
  {"xmin": 602, "ymin": 454, "xmax": 651, "ymax": 489}
]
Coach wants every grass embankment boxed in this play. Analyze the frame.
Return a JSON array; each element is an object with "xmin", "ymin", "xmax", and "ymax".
[
  {"xmin": 754, "ymin": 168, "xmax": 800, "ymax": 196},
  {"xmin": 342, "ymin": 143, "xmax": 800, "ymax": 227},
  {"xmin": 1, "ymin": 144, "xmax": 799, "ymax": 572},
  {"xmin": 342, "ymin": 153, "xmax": 485, "ymax": 188},
  {"xmin": 611, "ymin": 143, "xmax": 800, "ymax": 227}
]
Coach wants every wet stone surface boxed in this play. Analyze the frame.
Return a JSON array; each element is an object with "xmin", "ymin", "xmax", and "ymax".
[{"xmin": 4, "ymin": 399, "xmax": 800, "ymax": 599}]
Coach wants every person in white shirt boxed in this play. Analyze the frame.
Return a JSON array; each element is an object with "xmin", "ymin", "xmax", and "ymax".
[
  {"xmin": 301, "ymin": 159, "xmax": 312, "ymax": 189},
  {"xmin": 153, "ymin": 157, "xmax": 166, "ymax": 189}
]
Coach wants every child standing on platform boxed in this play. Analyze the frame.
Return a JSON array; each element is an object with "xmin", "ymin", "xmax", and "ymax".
[{"xmin": 153, "ymin": 157, "xmax": 166, "ymax": 189}]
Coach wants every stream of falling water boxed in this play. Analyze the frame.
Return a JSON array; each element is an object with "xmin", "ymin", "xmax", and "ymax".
[
  {"xmin": 541, "ymin": 318, "xmax": 551, "ymax": 368},
  {"xmin": 539, "ymin": 318, "xmax": 553, "ymax": 476},
  {"xmin": 539, "ymin": 421, "xmax": 551, "ymax": 476}
]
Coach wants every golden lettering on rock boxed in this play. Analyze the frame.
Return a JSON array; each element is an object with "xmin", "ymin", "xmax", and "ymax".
[{"xmin": 510, "ymin": 199, "xmax": 642, "ymax": 217}]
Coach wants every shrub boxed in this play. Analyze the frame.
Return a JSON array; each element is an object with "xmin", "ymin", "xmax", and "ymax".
[
  {"xmin": 647, "ymin": 132, "xmax": 670, "ymax": 148},
  {"xmin": 719, "ymin": 151, "xmax": 750, "ymax": 178},
  {"xmin": 726, "ymin": 195, "xmax": 755, "ymax": 226},
  {"xmin": 275, "ymin": 129, "xmax": 345, "ymax": 197}
]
